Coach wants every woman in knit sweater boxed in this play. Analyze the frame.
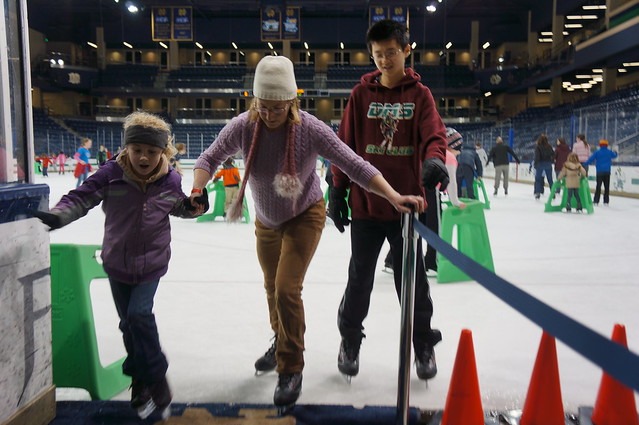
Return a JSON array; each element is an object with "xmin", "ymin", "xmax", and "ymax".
[{"xmin": 190, "ymin": 56, "xmax": 424, "ymax": 410}]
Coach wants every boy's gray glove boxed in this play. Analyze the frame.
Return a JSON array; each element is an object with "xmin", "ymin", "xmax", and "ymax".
[
  {"xmin": 31, "ymin": 210, "xmax": 62, "ymax": 230},
  {"xmin": 327, "ymin": 187, "xmax": 350, "ymax": 233},
  {"xmin": 421, "ymin": 157, "xmax": 449, "ymax": 191}
]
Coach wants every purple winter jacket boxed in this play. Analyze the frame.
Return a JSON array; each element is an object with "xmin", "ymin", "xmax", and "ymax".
[{"xmin": 51, "ymin": 159, "xmax": 194, "ymax": 284}]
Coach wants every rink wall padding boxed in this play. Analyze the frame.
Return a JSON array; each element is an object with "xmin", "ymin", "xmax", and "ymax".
[{"xmin": 50, "ymin": 401, "xmax": 426, "ymax": 424}]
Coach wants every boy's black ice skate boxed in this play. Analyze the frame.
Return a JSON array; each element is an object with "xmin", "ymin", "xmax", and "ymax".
[
  {"xmin": 255, "ymin": 335, "xmax": 277, "ymax": 374},
  {"xmin": 137, "ymin": 376, "xmax": 172, "ymax": 420},
  {"xmin": 274, "ymin": 372, "xmax": 302, "ymax": 415},
  {"xmin": 337, "ymin": 335, "xmax": 363, "ymax": 382},
  {"xmin": 415, "ymin": 344, "xmax": 437, "ymax": 380},
  {"xmin": 130, "ymin": 379, "xmax": 151, "ymax": 410}
]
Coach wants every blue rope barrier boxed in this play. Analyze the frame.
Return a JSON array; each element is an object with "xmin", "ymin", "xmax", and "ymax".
[{"xmin": 413, "ymin": 218, "xmax": 639, "ymax": 393}]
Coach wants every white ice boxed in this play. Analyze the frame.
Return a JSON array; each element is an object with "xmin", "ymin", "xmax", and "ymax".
[{"xmin": 38, "ymin": 167, "xmax": 639, "ymax": 413}]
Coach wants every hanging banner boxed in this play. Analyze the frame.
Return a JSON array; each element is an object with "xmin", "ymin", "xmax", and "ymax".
[
  {"xmin": 390, "ymin": 6, "xmax": 409, "ymax": 28},
  {"xmin": 283, "ymin": 7, "xmax": 301, "ymax": 41},
  {"xmin": 152, "ymin": 6, "xmax": 192, "ymax": 41},
  {"xmin": 173, "ymin": 7, "xmax": 193, "ymax": 40},
  {"xmin": 152, "ymin": 7, "xmax": 172, "ymax": 41},
  {"xmin": 261, "ymin": 6, "xmax": 282, "ymax": 41},
  {"xmin": 369, "ymin": 6, "xmax": 389, "ymax": 27}
]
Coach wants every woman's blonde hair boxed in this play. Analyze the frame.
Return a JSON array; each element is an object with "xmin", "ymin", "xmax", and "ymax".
[
  {"xmin": 123, "ymin": 111, "xmax": 177, "ymax": 159},
  {"xmin": 247, "ymin": 98, "xmax": 301, "ymax": 124}
]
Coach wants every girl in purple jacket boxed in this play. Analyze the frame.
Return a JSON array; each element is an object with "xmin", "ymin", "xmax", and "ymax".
[{"xmin": 33, "ymin": 111, "xmax": 206, "ymax": 420}]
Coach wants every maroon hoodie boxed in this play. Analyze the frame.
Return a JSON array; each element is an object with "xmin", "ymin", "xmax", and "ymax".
[
  {"xmin": 332, "ymin": 67, "xmax": 447, "ymax": 221},
  {"xmin": 555, "ymin": 142, "xmax": 571, "ymax": 172}
]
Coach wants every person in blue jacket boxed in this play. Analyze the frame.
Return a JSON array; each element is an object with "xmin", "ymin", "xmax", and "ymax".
[
  {"xmin": 32, "ymin": 111, "xmax": 208, "ymax": 420},
  {"xmin": 585, "ymin": 139, "xmax": 618, "ymax": 205},
  {"xmin": 456, "ymin": 137, "xmax": 483, "ymax": 199}
]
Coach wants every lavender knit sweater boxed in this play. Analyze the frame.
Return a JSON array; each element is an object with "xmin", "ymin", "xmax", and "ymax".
[{"xmin": 195, "ymin": 110, "xmax": 380, "ymax": 228}]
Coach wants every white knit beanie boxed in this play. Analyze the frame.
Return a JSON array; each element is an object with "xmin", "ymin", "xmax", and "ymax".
[{"xmin": 253, "ymin": 56, "xmax": 298, "ymax": 100}]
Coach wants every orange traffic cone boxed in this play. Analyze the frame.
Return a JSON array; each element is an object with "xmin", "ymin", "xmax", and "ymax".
[
  {"xmin": 441, "ymin": 329, "xmax": 484, "ymax": 425},
  {"xmin": 591, "ymin": 324, "xmax": 639, "ymax": 425},
  {"xmin": 520, "ymin": 331, "xmax": 565, "ymax": 425}
]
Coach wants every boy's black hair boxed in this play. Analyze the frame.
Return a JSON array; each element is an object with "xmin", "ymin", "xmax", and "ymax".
[{"xmin": 366, "ymin": 19, "xmax": 410, "ymax": 52}]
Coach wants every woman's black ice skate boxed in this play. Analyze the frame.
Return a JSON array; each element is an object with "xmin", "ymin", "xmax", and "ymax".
[
  {"xmin": 274, "ymin": 372, "xmax": 302, "ymax": 415},
  {"xmin": 255, "ymin": 335, "xmax": 277, "ymax": 375}
]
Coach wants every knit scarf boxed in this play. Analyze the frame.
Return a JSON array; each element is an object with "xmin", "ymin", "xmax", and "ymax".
[
  {"xmin": 116, "ymin": 149, "xmax": 169, "ymax": 192},
  {"xmin": 226, "ymin": 120, "xmax": 302, "ymax": 222}
]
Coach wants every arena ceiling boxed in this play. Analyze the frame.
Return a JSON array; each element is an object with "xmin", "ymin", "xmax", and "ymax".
[{"xmin": 27, "ymin": 0, "xmax": 598, "ymax": 49}]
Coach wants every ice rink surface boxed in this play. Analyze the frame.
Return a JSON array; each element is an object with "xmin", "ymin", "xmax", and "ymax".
[{"xmin": 38, "ymin": 167, "xmax": 639, "ymax": 413}]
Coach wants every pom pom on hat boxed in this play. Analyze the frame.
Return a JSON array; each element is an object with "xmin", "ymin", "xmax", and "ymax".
[
  {"xmin": 253, "ymin": 56, "xmax": 298, "ymax": 101},
  {"xmin": 446, "ymin": 127, "xmax": 463, "ymax": 151},
  {"xmin": 599, "ymin": 139, "xmax": 609, "ymax": 146}
]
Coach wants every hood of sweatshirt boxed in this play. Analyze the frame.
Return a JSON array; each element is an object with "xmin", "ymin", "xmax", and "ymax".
[{"xmin": 359, "ymin": 67, "xmax": 421, "ymax": 89}]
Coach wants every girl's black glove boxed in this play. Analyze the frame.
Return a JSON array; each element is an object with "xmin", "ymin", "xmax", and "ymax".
[{"xmin": 31, "ymin": 210, "xmax": 62, "ymax": 230}]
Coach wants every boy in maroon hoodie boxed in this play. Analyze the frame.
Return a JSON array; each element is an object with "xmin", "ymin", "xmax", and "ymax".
[{"xmin": 328, "ymin": 19, "xmax": 448, "ymax": 381}]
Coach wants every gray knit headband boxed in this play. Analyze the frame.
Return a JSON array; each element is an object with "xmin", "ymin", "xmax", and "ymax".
[{"xmin": 124, "ymin": 125, "xmax": 169, "ymax": 149}]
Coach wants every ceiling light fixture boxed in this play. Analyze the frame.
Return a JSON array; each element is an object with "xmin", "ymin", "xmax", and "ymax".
[
  {"xmin": 268, "ymin": 42, "xmax": 274, "ymax": 49},
  {"xmin": 159, "ymin": 42, "xmax": 168, "ymax": 49},
  {"xmin": 123, "ymin": 42, "xmax": 133, "ymax": 48},
  {"xmin": 195, "ymin": 42, "xmax": 203, "ymax": 49},
  {"xmin": 482, "ymin": 42, "xmax": 490, "ymax": 49},
  {"xmin": 426, "ymin": 4, "xmax": 437, "ymax": 13},
  {"xmin": 304, "ymin": 42, "xmax": 309, "ymax": 50},
  {"xmin": 340, "ymin": 42, "xmax": 344, "ymax": 49},
  {"xmin": 232, "ymin": 42, "xmax": 238, "ymax": 49},
  {"xmin": 87, "ymin": 42, "xmax": 98, "ymax": 48},
  {"xmin": 411, "ymin": 42, "xmax": 417, "ymax": 49},
  {"xmin": 445, "ymin": 41, "xmax": 452, "ymax": 49}
]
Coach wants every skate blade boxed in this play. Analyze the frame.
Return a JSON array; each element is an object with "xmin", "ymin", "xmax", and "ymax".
[
  {"xmin": 381, "ymin": 267, "xmax": 393, "ymax": 274},
  {"xmin": 254, "ymin": 369, "xmax": 275, "ymax": 377},
  {"xmin": 340, "ymin": 373, "xmax": 353, "ymax": 384},
  {"xmin": 137, "ymin": 399, "xmax": 156, "ymax": 419},
  {"xmin": 277, "ymin": 403, "xmax": 295, "ymax": 416},
  {"xmin": 159, "ymin": 404, "xmax": 171, "ymax": 421}
]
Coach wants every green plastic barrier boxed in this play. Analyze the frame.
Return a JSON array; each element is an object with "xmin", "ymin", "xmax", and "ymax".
[
  {"xmin": 473, "ymin": 178, "xmax": 491, "ymax": 210},
  {"xmin": 544, "ymin": 178, "xmax": 594, "ymax": 214},
  {"xmin": 437, "ymin": 199, "xmax": 495, "ymax": 283},
  {"xmin": 50, "ymin": 244, "xmax": 130, "ymax": 400},
  {"xmin": 197, "ymin": 180, "xmax": 250, "ymax": 223}
]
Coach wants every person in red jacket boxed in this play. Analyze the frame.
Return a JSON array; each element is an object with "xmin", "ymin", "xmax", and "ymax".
[{"xmin": 328, "ymin": 19, "xmax": 448, "ymax": 382}]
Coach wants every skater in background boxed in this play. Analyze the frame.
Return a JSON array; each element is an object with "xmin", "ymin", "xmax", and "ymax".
[
  {"xmin": 97, "ymin": 144, "xmax": 109, "ymax": 167},
  {"xmin": 170, "ymin": 142, "xmax": 186, "ymax": 175},
  {"xmin": 456, "ymin": 137, "xmax": 483, "ymax": 200},
  {"xmin": 554, "ymin": 137, "xmax": 571, "ymax": 191},
  {"xmin": 585, "ymin": 139, "xmax": 618, "ymax": 205},
  {"xmin": 190, "ymin": 55, "xmax": 423, "ymax": 411},
  {"xmin": 533, "ymin": 134, "xmax": 555, "ymax": 199},
  {"xmin": 213, "ymin": 156, "xmax": 241, "ymax": 216},
  {"xmin": 36, "ymin": 154, "xmax": 52, "ymax": 177},
  {"xmin": 475, "ymin": 141, "xmax": 488, "ymax": 169},
  {"xmin": 56, "ymin": 151, "xmax": 67, "ymax": 174},
  {"xmin": 32, "ymin": 111, "xmax": 207, "ymax": 420},
  {"xmin": 74, "ymin": 138, "xmax": 92, "ymax": 187},
  {"xmin": 557, "ymin": 152, "xmax": 587, "ymax": 212},
  {"xmin": 328, "ymin": 19, "xmax": 447, "ymax": 384},
  {"xmin": 572, "ymin": 133, "xmax": 591, "ymax": 175},
  {"xmin": 488, "ymin": 136, "xmax": 520, "ymax": 196}
]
